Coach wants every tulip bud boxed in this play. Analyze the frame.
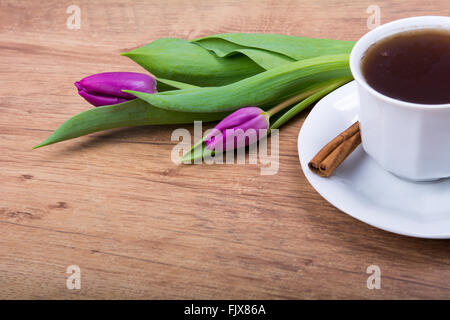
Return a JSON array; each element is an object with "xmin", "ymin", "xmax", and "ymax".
[
  {"xmin": 75, "ymin": 72, "xmax": 157, "ymax": 107},
  {"xmin": 205, "ymin": 107, "xmax": 270, "ymax": 151}
]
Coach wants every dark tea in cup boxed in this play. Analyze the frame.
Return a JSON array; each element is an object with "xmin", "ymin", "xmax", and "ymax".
[{"xmin": 361, "ymin": 29, "xmax": 450, "ymax": 104}]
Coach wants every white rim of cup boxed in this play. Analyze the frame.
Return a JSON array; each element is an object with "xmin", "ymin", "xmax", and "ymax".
[{"xmin": 349, "ymin": 16, "xmax": 450, "ymax": 110}]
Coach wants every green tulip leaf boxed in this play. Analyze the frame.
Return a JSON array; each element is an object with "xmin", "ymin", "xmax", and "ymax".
[
  {"xmin": 121, "ymin": 38, "xmax": 264, "ymax": 87},
  {"xmin": 124, "ymin": 54, "xmax": 351, "ymax": 113},
  {"xmin": 193, "ymin": 33, "xmax": 355, "ymax": 61},
  {"xmin": 33, "ymin": 99, "xmax": 229, "ymax": 149},
  {"xmin": 192, "ymin": 38, "xmax": 295, "ymax": 69},
  {"xmin": 123, "ymin": 34, "xmax": 355, "ymax": 88}
]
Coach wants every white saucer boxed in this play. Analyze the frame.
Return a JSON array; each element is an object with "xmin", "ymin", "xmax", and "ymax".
[{"xmin": 298, "ymin": 81, "xmax": 450, "ymax": 239}]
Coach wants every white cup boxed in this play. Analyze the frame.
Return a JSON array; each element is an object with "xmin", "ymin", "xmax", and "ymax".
[{"xmin": 350, "ymin": 16, "xmax": 450, "ymax": 181}]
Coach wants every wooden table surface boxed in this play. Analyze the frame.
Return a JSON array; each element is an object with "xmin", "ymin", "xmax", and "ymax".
[{"xmin": 1, "ymin": 0, "xmax": 449, "ymax": 299}]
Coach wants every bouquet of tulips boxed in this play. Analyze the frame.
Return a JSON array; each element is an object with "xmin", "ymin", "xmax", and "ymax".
[{"xmin": 34, "ymin": 34, "xmax": 355, "ymax": 161}]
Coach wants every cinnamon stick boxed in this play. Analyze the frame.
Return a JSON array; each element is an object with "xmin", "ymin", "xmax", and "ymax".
[{"xmin": 308, "ymin": 122, "xmax": 361, "ymax": 177}]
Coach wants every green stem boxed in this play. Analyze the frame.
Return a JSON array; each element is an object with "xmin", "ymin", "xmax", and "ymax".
[
  {"xmin": 270, "ymin": 76, "xmax": 352, "ymax": 130},
  {"xmin": 266, "ymin": 77, "xmax": 352, "ymax": 118},
  {"xmin": 266, "ymin": 87, "xmax": 320, "ymax": 117}
]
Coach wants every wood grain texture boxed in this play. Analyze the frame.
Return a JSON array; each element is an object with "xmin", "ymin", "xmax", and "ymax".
[{"xmin": 1, "ymin": 0, "xmax": 449, "ymax": 299}]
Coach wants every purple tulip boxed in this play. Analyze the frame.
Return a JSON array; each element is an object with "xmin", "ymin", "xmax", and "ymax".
[
  {"xmin": 205, "ymin": 107, "xmax": 270, "ymax": 151},
  {"xmin": 75, "ymin": 72, "xmax": 157, "ymax": 107}
]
